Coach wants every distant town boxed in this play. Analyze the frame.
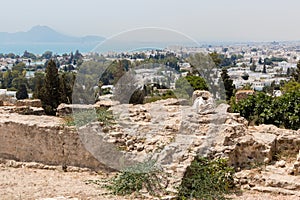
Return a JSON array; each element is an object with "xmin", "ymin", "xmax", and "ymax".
[{"xmin": 0, "ymin": 41, "xmax": 298, "ymax": 99}]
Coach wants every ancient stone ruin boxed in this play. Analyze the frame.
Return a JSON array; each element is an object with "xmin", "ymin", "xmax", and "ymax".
[{"xmin": 0, "ymin": 91, "xmax": 300, "ymax": 196}]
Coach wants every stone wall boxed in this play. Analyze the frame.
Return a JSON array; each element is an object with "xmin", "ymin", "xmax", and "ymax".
[{"xmin": 0, "ymin": 113, "xmax": 110, "ymax": 171}]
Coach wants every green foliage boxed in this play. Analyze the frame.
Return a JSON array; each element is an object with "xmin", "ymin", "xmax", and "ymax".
[
  {"xmin": 175, "ymin": 76, "xmax": 208, "ymax": 97},
  {"xmin": 35, "ymin": 60, "xmax": 75, "ymax": 115},
  {"xmin": 104, "ymin": 160, "xmax": 164, "ymax": 196},
  {"xmin": 11, "ymin": 76, "xmax": 28, "ymax": 91},
  {"xmin": 66, "ymin": 109, "xmax": 96, "ymax": 127},
  {"xmin": 264, "ymin": 58, "xmax": 273, "ymax": 66},
  {"xmin": 271, "ymin": 92, "xmax": 300, "ymax": 130},
  {"xmin": 281, "ymin": 81, "xmax": 300, "ymax": 94},
  {"xmin": 64, "ymin": 107, "xmax": 114, "ymax": 127},
  {"xmin": 293, "ymin": 61, "xmax": 300, "ymax": 82},
  {"xmin": 221, "ymin": 69, "xmax": 235, "ymax": 101},
  {"xmin": 1, "ymin": 66, "xmax": 27, "ymax": 89},
  {"xmin": 270, "ymin": 57, "xmax": 287, "ymax": 62},
  {"xmin": 178, "ymin": 157, "xmax": 234, "ymax": 200},
  {"xmin": 100, "ymin": 60, "xmax": 128, "ymax": 85},
  {"xmin": 209, "ymin": 52, "xmax": 233, "ymax": 67},
  {"xmin": 22, "ymin": 50, "xmax": 36, "ymax": 59},
  {"xmin": 59, "ymin": 72, "xmax": 75, "ymax": 104},
  {"xmin": 40, "ymin": 60, "xmax": 60, "ymax": 115},
  {"xmin": 12, "ymin": 62, "xmax": 26, "ymax": 73},
  {"xmin": 16, "ymin": 84, "xmax": 28, "ymax": 100},
  {"xmin": 241, "ymin": 72, "xmax": 249, "ymax": 80},
  {"xmin": 31, "ymin": 72, "xmax": 45, "ymax": 99},
  {"xmin": 144, "ymin": 90, "xmax": 176, "ymax": 103},
  {"xmin": 262, "ymin": 64, "xmax": 267, "ymax": 73},
  {"xmin": 142, "ymin": 52, "xmax": 180, "ymax": 71},
  {"xmin": 209, "ymin": 52, "xmax": 222, "ymax": 67},
  {"xmin": 232, "ymin": 91, "xmax": 300, "ymax": 130},
  {"xmin": 41, "ymin": 51, "xmax": 53, "ymax": 59},
  {"xmin": 96, "ymin": 107, "xmax": 115, "ymax": 126}
]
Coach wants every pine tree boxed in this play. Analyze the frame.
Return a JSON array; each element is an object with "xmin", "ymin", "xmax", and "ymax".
[
  {"xmin": 16, "ymin": 84, "xmax": 28, "ymax": 100},
  {"xmin": 221, "ymin": 68, "xmax": 235, "ymax": 101},
  {"xmin": 59, "ymin": 72, "xmax": 74, "ymax": 104},
  {"xmin": 41, "ymin": 60, "xmax": 60, "ymax": 115}
]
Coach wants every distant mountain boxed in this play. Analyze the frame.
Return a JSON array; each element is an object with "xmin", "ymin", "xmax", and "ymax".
[{"xmin": 0, "ymin": 25, "xmax": 105, "ymax": 44}]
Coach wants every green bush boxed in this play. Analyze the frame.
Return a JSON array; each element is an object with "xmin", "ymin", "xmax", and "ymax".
[
  {"xmin": 175, "ymin": 76, "xmax": 208, "ymax": 97},
  {"xmin": 104, "ymin": 160, "xmax": 165, "ymax": 196},
  {"xmin": 232, "ymin": 91, "xmax": 300, "ymax": 130},
  {"xmin": 178, "ymin": 157, "xmax": 234, "ymax": 200}
]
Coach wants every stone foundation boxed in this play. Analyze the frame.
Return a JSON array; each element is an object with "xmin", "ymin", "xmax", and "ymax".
[{"xmin": 0, "ymin": 113, "xmax": 111, "ymax": 172}]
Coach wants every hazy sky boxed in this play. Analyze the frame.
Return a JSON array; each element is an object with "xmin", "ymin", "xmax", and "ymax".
[{"xmin": 1, "ymin": 0, "xmax": 300, "ymax": 42}]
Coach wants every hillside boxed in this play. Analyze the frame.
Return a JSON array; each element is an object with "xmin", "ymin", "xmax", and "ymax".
[{"xmin": 0, "ymin": 25, "xmax": 104, "ymax": 44}]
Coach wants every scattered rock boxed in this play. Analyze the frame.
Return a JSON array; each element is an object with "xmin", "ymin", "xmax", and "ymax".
[
  {"xmin": 16, "ymin": 99, "xmax": 42, "ymax": 107},
  {"xmin": 275, "ymin": 160, "xmax": 286, "ymax": 168}
]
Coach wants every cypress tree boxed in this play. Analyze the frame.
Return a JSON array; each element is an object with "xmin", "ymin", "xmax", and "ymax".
[
  {"xmin": 41, "ymin": 60, "xmax": 60, "ymax": 115},
  {"xmin": 221, "ymin": 68, "xmax": 235, "ymax": 101}
]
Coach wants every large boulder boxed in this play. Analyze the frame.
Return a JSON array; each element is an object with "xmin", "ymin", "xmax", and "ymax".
[{"xmin": 192, "ymin": 90, "xmax": 215, "ymax": 114}]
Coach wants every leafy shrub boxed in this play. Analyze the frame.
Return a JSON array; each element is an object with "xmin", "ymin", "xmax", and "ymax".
[
  {"xmin": 232, "ymin": 91, "xmax": 300, "ymax": 130},
  {"xmin": 104, "ymin": 160, "xmax": 165, "ymax": 196},
  {"xmin": 270, "ymin": 92, "xmax": 300, "ymax": 130},
  {"xmin": 178, "ymin": 157, "xmax": 234, "ymax": 200}
]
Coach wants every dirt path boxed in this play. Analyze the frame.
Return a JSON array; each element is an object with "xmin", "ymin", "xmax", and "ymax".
[{"xmin": 0, "ymin": 164, "xmax": 298, "ymax": 200}]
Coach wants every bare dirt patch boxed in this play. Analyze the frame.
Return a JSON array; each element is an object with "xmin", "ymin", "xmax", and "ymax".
[
  {"xmin": 0, "ymin": 164, "xmax": 299, "ymax": 200},
  {"xmin": 0, "ymin": 165, "xmax": 122, "ymax": 200}
]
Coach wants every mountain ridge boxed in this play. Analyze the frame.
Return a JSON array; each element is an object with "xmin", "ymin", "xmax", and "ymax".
[{"xmin": 0, "ymin": 25, "xmax": 105, "ymax": 44}]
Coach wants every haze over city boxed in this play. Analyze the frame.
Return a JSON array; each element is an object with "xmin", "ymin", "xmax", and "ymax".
[{"xmin": 1, "ymin": 0, "xmax": 300, "ymax": 42}]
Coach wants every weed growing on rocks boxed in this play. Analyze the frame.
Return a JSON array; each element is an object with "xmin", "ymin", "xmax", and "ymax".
[
  {"xmin": 104, "ymin": 159, "xmax": 166, "ymax": 197},
  {"xmin": 178, "ymin": 156, "xmax": 235, "ymax": 200}
]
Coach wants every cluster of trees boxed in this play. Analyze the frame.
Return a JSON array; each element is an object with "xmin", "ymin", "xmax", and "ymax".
[
  {"xmin": 143, "ymin": 52, "xmax": 181, "ymax": 71},
  {"xmin": 6, "ymin": 48, "xmax": 298, "ymax": 129},
  {"xmin": 231, "ymin": 61, "xmax": 300, "ymax": 130},
  {"xmin": 35, "ymin": 60, "xmax": 75, "ymax": 115},
  {"xmin": 209, "ymin": 52, "xmax": 243, "ymax": 67},
  {"xmin": 229, "ymin": 60, "xmax": 300, "ymax": 130},
  {"xmin": 257, "ymin": 57, "xmax": 287, "ymax": 66},
  {"xmin": 175, "ymin": 75, "xmax": 209, "ymax": 98},
  {"xmin": 232, "ymin": 61, "xmax": 300, "ymax": 130}
]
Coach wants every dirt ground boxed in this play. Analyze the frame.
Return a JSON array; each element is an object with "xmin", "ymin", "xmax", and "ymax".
[{"xmin": 0, "ymin": 165, "xmax": 299, "ymax": 200}]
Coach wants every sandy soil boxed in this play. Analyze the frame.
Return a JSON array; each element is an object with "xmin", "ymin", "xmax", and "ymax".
[
  {"xmin": 227, "ymin": 192, "xmax": 299, "ymax": 200},
  {"xmin": 0, "ymin": 165, "xmax": 123, "ymax": 200},
  {"xmin": 0, "ymin": 165, "xmax": 298, "ymax": 200}
]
